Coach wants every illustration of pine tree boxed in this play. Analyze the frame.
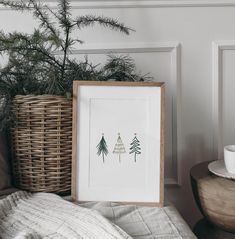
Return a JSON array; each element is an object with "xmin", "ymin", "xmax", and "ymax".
[
  {"xmin": 113, "ymin": 133, "xmax": 126, "ymax": 163},
  {"xmin": 96, "ymin": 134, "xmax": 108, "ymax": 163},
  {"xmin": 129, "ymin": 133, "xmax": 141, "ymax": 162}
]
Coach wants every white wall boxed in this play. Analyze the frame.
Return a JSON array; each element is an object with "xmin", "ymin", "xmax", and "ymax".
[{"xmin": 2, "ymin": 0, "xmax": 235, "ymax": 228}]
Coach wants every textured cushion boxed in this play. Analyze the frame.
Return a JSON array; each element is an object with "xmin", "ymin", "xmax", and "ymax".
[
  {"xmin": 0, "ymin": 191, "xmax": 131, "ymax": 239},
  {"xmin": 80, "ymin": 202, "xmax": 197, "ymax": 239},
  {"xmin": 0, "ymin": 132, "xmax": 11, "ymax": 190}
]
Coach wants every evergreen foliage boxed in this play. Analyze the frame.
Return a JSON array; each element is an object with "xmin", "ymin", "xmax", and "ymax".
[
  {"xmin": 96, "ymin": 135, "xmax": 108, "ymax": 163},
  {"xmin": 0, "ymin": 0, "xmax": 151, "ymax": 130},
  {"xmin": 129, "ymin": 134, "xmax": 141, "ymax": 162}
]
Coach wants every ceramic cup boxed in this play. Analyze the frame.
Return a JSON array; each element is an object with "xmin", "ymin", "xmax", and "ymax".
[{"xmin": 224, "ymin": 145, "xmax": 235, "ymax": 174}]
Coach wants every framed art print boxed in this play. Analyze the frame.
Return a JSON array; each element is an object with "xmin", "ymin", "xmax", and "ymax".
[{"xmin": 72, "ymin": 81, "xmax": 165, "ymax": 206}]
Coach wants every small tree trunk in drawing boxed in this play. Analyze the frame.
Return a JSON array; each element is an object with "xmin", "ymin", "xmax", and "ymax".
[
  {"xmin": 96, "ymin": 134, "xmax": 108, "ymax": 163},
  {"xmin": 129, "ymin": 134, "xmax": 141, "ymax": 162},
  {"xmin": 113, "ymin": 133, "xmax": 126, "ymax": 163}
]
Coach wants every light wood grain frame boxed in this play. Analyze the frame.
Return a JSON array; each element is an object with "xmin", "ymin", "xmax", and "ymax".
[{"xmin": 72, "ymin": 81, "xmax": 165, "ymax": 207}]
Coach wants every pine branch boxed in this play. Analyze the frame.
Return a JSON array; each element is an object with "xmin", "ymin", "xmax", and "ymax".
[
  {"xmin": 102, "ymin": 55, "xmax": 151, "ymax": 82},
  {"xmin": 0, "ymin": 0, "xmax": 62, "ymax": 46},
  {"xmin": 58, "ymin": 0, "xmax": 72, "ymax": 30},
  {"xmin": 0, "ymin": 30, "xmax": 59, "ymax": 49},
  {"xmin": 73, "ymin": 15, "xmax": 133, "ymax": 35},
  {"xmin": 0, "ymin": 0, "xmax": 31, "ymax": 11},
  {"xmin": 60, "ymin": 29, "xmax": 70, "ymax": 80},
  {"xmin": 56, "ymin": 0, "xmax": 74, "ymax": 80},
  {"xmin": 0, "ymin": 0, "xmax": 150, "ymax": 130},
  {"xmin": 28, "ymin": 0, "xmax": 62, "ymax": 46},
  {"xmin": 0, "ymin": 31, "xmax": 63, "ymax": 69},
  {"xmin": 44, "ymin": 5, "xmax": 61, "ymax": 22},
  {"xmin": 43, "ymin": 5, "xmax": 66, "ymax": 52},
  {"xmin": 2, "ymin": 45, "xmax": 62, "ymax": 69}
]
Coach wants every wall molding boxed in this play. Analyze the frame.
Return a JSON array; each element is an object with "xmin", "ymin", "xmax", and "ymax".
[
  {"xmin": 56, "ymin": 42, "xmax": 181, "ymax": 185},
  {"xmin": 1, "ymin": 0, "xmax": 235, "ymax": 9},
  {"xmin": 38, "ymin": 0, "xmax": 235, "ymax": 9},
  {"xmin": 56, "ymin": 42, "xmax": 179, "ymax": 54},
  {"xmin": 212, "ymin": 41, "xmax": 235, "ymax": 160}
]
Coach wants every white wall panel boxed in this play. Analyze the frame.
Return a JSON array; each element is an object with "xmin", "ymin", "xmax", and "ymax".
[
  {"xmin": 59, "ymin": 42, "xmax": 181, "ymax": 185},
  {"xmin": 2, "ymin": 4, "xmax": 235, "ymax": 227},
  {"xmin": 213, "ymin": 42, "xmax": 235, "ymax": 160}
]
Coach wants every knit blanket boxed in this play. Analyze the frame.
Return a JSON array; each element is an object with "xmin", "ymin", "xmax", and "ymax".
[{"xmin": 0, "ymin": 191, "xmax": 132, "ymax": 239}]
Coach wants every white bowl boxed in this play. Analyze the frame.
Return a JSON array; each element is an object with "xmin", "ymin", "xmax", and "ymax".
[{"xmin": 224, "ymin": 145, "xmax": 235, "ymax": 174}]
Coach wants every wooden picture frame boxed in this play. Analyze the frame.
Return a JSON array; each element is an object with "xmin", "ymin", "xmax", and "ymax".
[{"xmin": 72, "ymin": 81, "xmax": 165, "ymax": 206}]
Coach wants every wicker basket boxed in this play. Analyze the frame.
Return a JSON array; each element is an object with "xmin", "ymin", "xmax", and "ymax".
[{"xmin": 11, "ymin": 95, "xmax": 72, "ymax": 194}]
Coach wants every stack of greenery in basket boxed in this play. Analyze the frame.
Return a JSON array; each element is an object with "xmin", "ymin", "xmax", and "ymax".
[{"xmin": 0, "ymin": 0, "xmax": 150, "ymax": 129}]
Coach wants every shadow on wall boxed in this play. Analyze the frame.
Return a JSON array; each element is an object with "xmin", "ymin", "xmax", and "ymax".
[
  {"xmin": 166, "ymin": 134, "xmax": 212, "ymax": 229},
  {"xmin": 0, "ymin": 132, "xmax": 11, "ymax": 190}
]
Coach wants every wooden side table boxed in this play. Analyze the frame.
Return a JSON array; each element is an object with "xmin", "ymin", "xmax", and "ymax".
[{"xmin": 190, "ymin": 161, "xmax": 235, "ymax": 239}]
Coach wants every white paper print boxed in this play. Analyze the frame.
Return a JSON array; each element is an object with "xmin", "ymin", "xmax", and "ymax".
[{"xmin": 78, "ymin": 85, "xmax": 161, "ymax": 203}]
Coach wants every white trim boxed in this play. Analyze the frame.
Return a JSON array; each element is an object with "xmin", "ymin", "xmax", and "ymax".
[
  {"xmin": 37, "ymin": 0, "xmax": 235, "ymax": 9},
  {"xmin": 212, "ymin": 41, "xmax": 235, "ymax": 160},
  {"xmin": 171, "ymin": 43, "xmax": 182, "ymax": 185},
  {"xmin": 1, "ymin": 0, "xmax": 235, "ymax": 9},
  {"xmin": 56, "ymin": 42, "xmax": 180, "ymax": 55},
  {"xmin": 57, "ymin": 42, "xmax": 181, "ymax": 185},
  {"xmin": 212, "ymin": 42, "xmax": 221, "ymax": 160}
]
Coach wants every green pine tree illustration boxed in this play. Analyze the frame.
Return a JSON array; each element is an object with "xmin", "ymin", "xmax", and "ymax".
[
  {"xmin": 129, "ymin": 134, "xmax": 141, "ymax": 162},
  {"xmin": 97, "ymin": 134, "xmax": 108, "ymax": 163}
]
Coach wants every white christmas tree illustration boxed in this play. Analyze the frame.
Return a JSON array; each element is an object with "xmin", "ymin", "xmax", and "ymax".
[{"xmin": 113, "ymin": 133, "xmax": 126, "ymax": 163}]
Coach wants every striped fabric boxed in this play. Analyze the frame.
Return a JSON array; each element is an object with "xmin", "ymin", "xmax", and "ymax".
[
  {"xmin": 81, "ymin": 202, "xmax": 197, "ymax": 239},
  {"xmin": 0, "ymin": 191, "xmax": 131, "ymax": 239}
]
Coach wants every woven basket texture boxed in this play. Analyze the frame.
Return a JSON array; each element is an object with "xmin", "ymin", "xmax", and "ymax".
[{"xmin": 11, "ymin": 95, "xmax": 72, "ymax": 194}]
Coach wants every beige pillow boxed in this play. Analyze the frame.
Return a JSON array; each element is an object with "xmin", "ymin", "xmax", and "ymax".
[{"xmin": 0, "ymin": 132, "xmax": 11, "ymax": 190}]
